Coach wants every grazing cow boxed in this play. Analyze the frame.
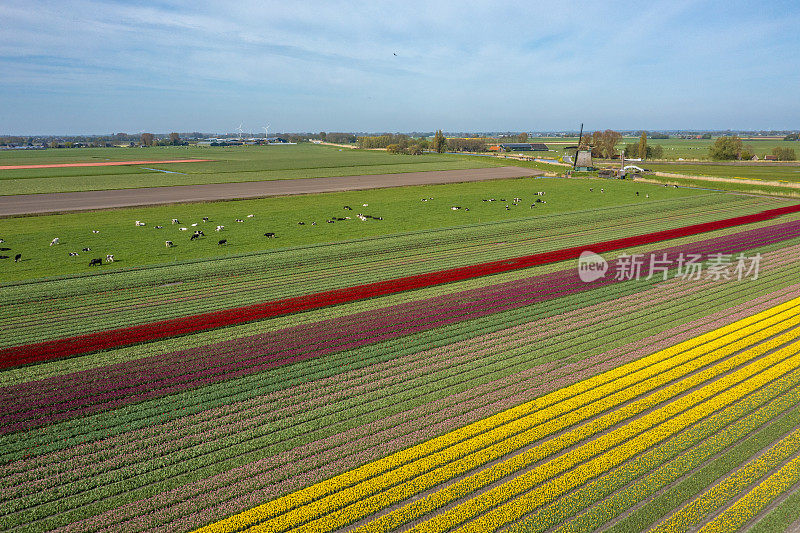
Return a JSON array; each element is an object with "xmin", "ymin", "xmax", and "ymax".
[
  {"xmin": 247, "ymin": 214, "xmax": 254, "ymax": 218},
  {"xmin": 235, "ymin": 219, "xmax": 243, "ymax": 223},
  {"xmin": 179, "ymin": 227, "xmax": 188, "ymax": 231},
  {"xmin": 311, "ymin": 222, "xmax": 317, "ymax": 226},
  {"xmin": 202, "ymin": 217, "xmax": 209, "ymax": 222},
  {"xmin": 135, "ymin": 220, "xmax": 145, "ymax": 227},
  {"xmin": 82, "ymin": 247, "xmax": 91, "ymax": 252},
  {"xmin": 298, "ymin": 222, "xmax": 305, "ymax": 225},
  {"xmin": 191, "ymin": 223, "xmax": 198, "ymax": 227},
  {"xmin": 636, "ymin": 191, "xmax": 639, "ymax": 196},
  {"xmin": 218, "ymin": 239, "xmax": 227, "ymax": 245},
  {"xmin": 69, "ymin": 252, "xmax": 79, "ymax": 257},
  {"xmin": 530, "ymin": 204, "xmax": 536, "ymax": 208},
  {"xmin": 589, "ymin": 188, "xmax": 593, "ymax": 192},
  {"xmin": 450, "ymin": 206, "xmax": 460, "ymax": 210},
  {"xmin": 600, "ymin": 188, "xmax": 604, "ymax": 193},
  {"xmin": 362, "ymin": 203, "xmax": 368, "ymax": 207},
  {"xmin": 421, "ymin": 198, "xmax": 428, "ymax": 202},
  {"xmin": 106, "ymin": 254, "xmax": 114, "ymax": 262},
  {"xmin": 190, "ymin": 233, "xmax": 200, "ymax": 241},
  {"xmin": 15, "ymin": 254, "xmax": 22, "ymax": 262},
  {"xmin": 50, "ymin": 238, "xmax": 59, "ymax": 246},
  {"xmin": 264, "ymin": 232, "xmax": 276, "ymax": 238},
  {"xmin": 500, "ymin": 198, "xmax": 506, "ymax": 202},
  {"xmin": 357, "ymin": 214, "xmax": 367, "ymax": 221},
  {"xmin": 326, "ymin": 220, "xmax": 335, "ymax": 224},
  {"xmin": 92, "ymin": 230, "xmax": 100, "ymax": 234},
  {"xmin": 215, "ymin": 225, "xmax": 224, "ymax": 231},
  {"xmin": 0, "ymin": 239, "xmax": 3, "ymax": 243},
  {"xmin": 172, "ymin": 219, "xmax": 180, "ymax": 224},
  {"xmin": 646, "ymin": 194, "xmax": 650, "ymax": 198},
  {"xmin": 89, "ymin": 258, "xmax": 102, "ymax": 266},
  {"xmin": 155, "ymin": 225, "xmax": 163, "ymax": 229},
  {"xmin": 0, "ymin": 256, "xmax": 8, "ymax": 259},
  {"xmin": 343, "ymin": 206, "xmax": 352, "ymax": 210},
  {"xmin": 0, "ymin": 247, "xmax": 9, "ymax": 251},
  {"xmin": 165, "ymin": 241, "xmax": 174, "ymax": 247}
]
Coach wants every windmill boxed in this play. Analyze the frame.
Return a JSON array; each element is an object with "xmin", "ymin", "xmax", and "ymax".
[{"xmin": 263, "ymin": 124, "xmax": 271, "ymax": 143}]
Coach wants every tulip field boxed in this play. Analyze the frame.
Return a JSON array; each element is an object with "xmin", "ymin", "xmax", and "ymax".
[{"xmin": 3, "ymin": 185, "xmax": 800, "ymax": 532}]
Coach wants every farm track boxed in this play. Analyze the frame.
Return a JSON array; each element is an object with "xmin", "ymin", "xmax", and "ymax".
[
  {"xmin": 0, "ymin": 167, "xmax": 538, "ymax": 216},
  {"xmin": 3, "ymin": 255, "xmax": 796, "ymax": 532}
]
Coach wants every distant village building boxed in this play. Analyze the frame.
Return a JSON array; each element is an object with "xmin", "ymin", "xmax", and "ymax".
[{"xmin": 489, "ymin": 143, "xmax": 549, "ymax": 152}]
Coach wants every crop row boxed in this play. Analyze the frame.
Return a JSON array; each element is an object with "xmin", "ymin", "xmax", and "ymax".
[
  {"xmin": 194, "ymin": 301, "xmax": 800, "ymax": 532},
  {"xmin": 4, "ymin": 210, "xmax": 799, "ymax": 373},
  {"xmin": 0, "ymin": 195, "xmax": 787, "ymax": 347},
  {"xmin": 652, "ymin": 427, "xmax": 800, "ymax": 532},
  {"xmin": 6, "ymin": 266, "xmax": 800, "ymax": 512},
  {"xmin": 507, "ymin": 368, "xmax": 800, "ymax": 533},
  {"xmin": 7, "ymin": 281, "xmax": 780, "ymax": 530},
  {"xmin": 6, "ymin": 270, "xmax": 800, "ymax": 532},
  {"xmin": 426, "ymin": 340, "xmax": 800, "ymax": 533},
  {"xmin": 3, "ymin": 264, "xmax": 787, "ymax": 515}
]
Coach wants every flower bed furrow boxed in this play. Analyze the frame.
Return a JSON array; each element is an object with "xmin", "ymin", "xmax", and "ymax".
[
  {"xmin": 429, "ymin": 346, "xmax": 800, "ymax": 533},
  {"xmin": 18, "ymin": 284, "xmax": 800, "ymax": 530},
  {"xmin": 3, "ymin": 219, "xmax": 796, "ymax": 435},
  {"xmin": 506, "ymin": 370, "xmax": 800, "ymax": 533},
  {"xmin": 186, "ymin": 301, "xmax": 800, "ymax": 533},
  {"xmin": 265, "ymin": 322, "xmax": 800, "ymax": 533}
]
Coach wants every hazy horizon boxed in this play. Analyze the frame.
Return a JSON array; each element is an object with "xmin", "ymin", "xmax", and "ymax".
[{"xmin": 2, "ymin": 0, "xmax": 799, "ymax": 135}]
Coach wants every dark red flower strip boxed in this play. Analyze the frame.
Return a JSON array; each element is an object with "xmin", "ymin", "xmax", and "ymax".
[
  {"xmin": 2, "ymin": 220, "xmax": 799, "ymax": 434},
  {"xmin": 1, "ymin": 203, "xmax": 798, "ymax": 370},
  {"xmin": 5, "ymin": 218, "xmax": 797, "ymax": 415}
]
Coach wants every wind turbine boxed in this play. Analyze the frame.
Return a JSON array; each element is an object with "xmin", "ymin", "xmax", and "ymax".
[
  {"xmin": 237, "ymin": 123, "xmax": 244, "ymax": 140},
  {"xmin": 263, "ymin": 124, "xmax": 270, "ymax": 143}
]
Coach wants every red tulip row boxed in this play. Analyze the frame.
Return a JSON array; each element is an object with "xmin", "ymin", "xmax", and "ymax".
[{"xmin": 2, "ymin": 203, "xmax": 799, "ymax": 370}]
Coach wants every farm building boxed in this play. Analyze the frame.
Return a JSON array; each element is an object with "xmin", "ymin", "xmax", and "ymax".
[{"xmin": 494, "ymin": 143, "xmax": 549, "ymax": 151}]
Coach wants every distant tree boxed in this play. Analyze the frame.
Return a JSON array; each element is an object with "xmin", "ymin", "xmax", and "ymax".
[
  {"xmin": 446, "ymin": 138, "xmax": 487, "ymax": 152},
  {"xmin": 318, "ymin": 132, "xmax": 327, "ymax": 141},
  {"xmin": 709, "ymin": 136, "xmax": 743, "ymax": 160},
  {"xmin": 701, "ymin": 133, "xmax": 713, "ymax": 139},
  {"xmin": 650, "ymin": 144, "xmax": 664, "ymax": 159},
  {"xmin": 592, "ymin": 129, "xmax": 622, "ymax": 159},
  {"xmin": 638, "ymin": 132, "xmax": 647, "ymax": 161},
  {"xmin": 783, "ymin": 133, "xmax": 798, "ymax": 141},
  {"xmin": 141, "ymin": 133, "xmax": 154, "ymax": 147},
  {"xmin": 740, "ymin": 146, "xmax": 755, "ymax": 160},
  {"xmin": 517, "ymin": 132, "xmax": 528, "ymax": 143},
  {"xmin": 433, "ymin": 130, "xmax": 446, "ymax": 153},
  {"xmin": 385, "ymin": 144, "xmax": 401, "ymax": 153},
  {"xmin": 650, "ymin": 133, "xmax": 670, "ymax": 139},
  {"xmin": 773, "ymin": 147, "xmax": 797, "ymax": 161},
  {"xmin": 169, "ymin": 132, "xmax": 180, "ymax": 145}
]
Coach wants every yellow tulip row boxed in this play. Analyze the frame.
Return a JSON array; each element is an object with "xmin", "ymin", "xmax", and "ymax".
[
  {"xmin": 191, "ymin": 297, "xmax": 800, "ymax": 533},
  {"xmin": 698, "ymin": 449, "xmax": 800, "ymax": 533},
  {"xmin": 350, "ymin": 318, "xmax": 800, "ymax": 533},
  {"xmin": 435, "ymin": 343, "xmax": 800, "ymax": 532},
  {"xmin": 655, "ymin": 427, "xmax": 800, "ymax": 533},
  {"xmin": 253, "ymin": 306, "xmax": 800, "ymax": 533}
]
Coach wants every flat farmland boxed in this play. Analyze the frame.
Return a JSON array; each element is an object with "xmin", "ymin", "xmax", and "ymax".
[
  {"xmin": 1, "ymin": 177, "xmax": 690, "ymax": 281},
  {"xmin": 645, "ymin": 162, "xmax": 800, "ymax": 183},
  {"xmin": 3, "ymin": 172, "xmax": 800, "ymax": 532},
  {"xmin": 0, "ymin": 144, "xmax": 496, "ymax": 195}
]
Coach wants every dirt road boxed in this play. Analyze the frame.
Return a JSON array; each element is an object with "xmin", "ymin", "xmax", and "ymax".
[{"xmin": 0, "ymin": 166, "xmax": 541, "ymax": 216}]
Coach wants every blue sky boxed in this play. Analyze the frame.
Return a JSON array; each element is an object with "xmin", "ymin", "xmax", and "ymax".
[{"xmin": 1, "ymin": 0, "xmax": 798, "ymax": 134}]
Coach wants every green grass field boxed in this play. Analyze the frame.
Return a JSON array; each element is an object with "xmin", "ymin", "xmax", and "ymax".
[
  {"xmin": 637, "ymin": 175, "xmax": 800, "ymax": 198},
  {"xmin": 0, "ymin": 144, "xmax": 495, "ymax": 195},
  {"xmin": 0, "ymin": 177, "xmax": 703, "ymax": 282},
  {"xmin": 645, "ymin": 162, "xmax": 800, "ymax": 183}
]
